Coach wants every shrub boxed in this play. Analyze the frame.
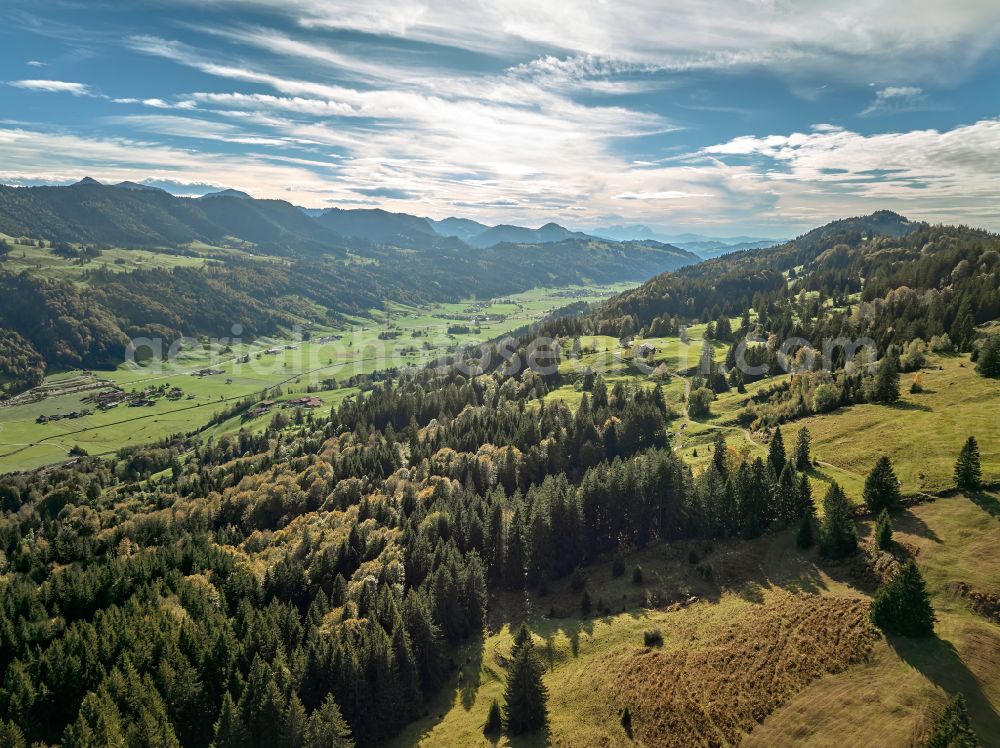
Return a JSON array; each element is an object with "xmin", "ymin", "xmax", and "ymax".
[
  {"xmin": 612, "ymin": 554, "xmax": 626, "ymax": 578},
  {"xmin": 643, "ymin": 628, "xmax": 663, "ymax": 647},
  {"xmin": 812, "ymin": 383, "xmax": 840, "ymax": 413},
  {"xmin": 632, "ymin": 565, "xmax": 644, "ymax": 585}
]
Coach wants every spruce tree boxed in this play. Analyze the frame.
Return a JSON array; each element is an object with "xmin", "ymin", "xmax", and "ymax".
[
  {"xmin": 0, "ymin": 721, "xmax": 26, "ymax": 748},
  {"xmin": 283, "ymin": 693, "xmax": 308, "ymax": 748},
  {"xmin": 712, "ymin": 430, "xmax": 728, "ymax": 477},
  {"xmin": 926, "ymin": 694, "xmax": 978, "ymax": 748},
  {"xmin": 954, "ymin": 437, "xmax": 983, "ymax": 492},
  {"xmin": 797, "ymin": 473, "xmax": 815, "ymax": 520},
  {"xmin": 503, "ymin": 630, "xmax": 549, "ymax": 735},
  {"xmin": 775, "ymin": 463, "xmax": 800, "ymax": 526},
  {"xmin": 768, "ymin": 425, "xmax": 787, "ymax": 477},
  {"xmin": 819, "ymin": 482, "xmax": 858, "ymax": 559},
  {"xmin": 870, "ymin": 560, "xmax": 935, "ymax": 637},
  {"xmin": 874, "ymin": 509, "xmax": 893, "ymax": 551},
  {"xmin": 794, "ymin": 427, "xmax": 812, "ymax": 471},
  {"xmin": 863, "ymin": 456, "xmax": 901, "ymax": 513},
  {"xmin": 796, "ymin": 511, "xmax": 815, "ymax": 549},
  {"xmin": 975, "ymin": 333, "xmax": 1000, "ymax": 378},
  {"xmin": 305, "ymin": 694, "xmax": 354, "ymax": 748},
  {"xmin": 873, "ymin": 347, "xmax": 901, "ymax": 403}
]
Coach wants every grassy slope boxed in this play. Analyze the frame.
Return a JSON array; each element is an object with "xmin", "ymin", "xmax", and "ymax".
[{"xmin": 391, "ymin": 493, "xmax": 1000, "ymax": 747}]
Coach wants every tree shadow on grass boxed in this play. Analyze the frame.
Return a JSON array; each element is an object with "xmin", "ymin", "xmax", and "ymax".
[
  {"xmin": 886, "ymin": 400, "xmax": 933, "ymax": 413},
  {"xmin": 459, "ymin": 635, "xmax": 485, "ymax": 710},
  {"xmin": 967, "ymin": 490, "xmax": 1000, "ymax": 521},
  {"xmin": 507, "ymin": 724, "xmax": 552, "ymax": 747},
  {"xmin": 894, "ymin": 507, "xmax": 944, "ymax": 543},
  {"xmin": 888, "ymin": 633, "xmax": 1000, "ymax": 741}
]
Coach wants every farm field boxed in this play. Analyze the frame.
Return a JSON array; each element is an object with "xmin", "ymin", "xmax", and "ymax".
[
  {"xmin": 389, "ymin": 491, "xmax": 1000, "ymax": 747},
  {"xmin": 0, "ymin": 283, "xmax": 632, "ymax": 472}
]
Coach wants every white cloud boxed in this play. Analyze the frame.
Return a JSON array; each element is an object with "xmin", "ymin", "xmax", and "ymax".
[
  {"xmin": 7, "ymin": 79, "xmax": 91, "ymax": 95},
  {"xmin": 181, "ymin": 0, "xmax": 1000, "ymax": 82}
]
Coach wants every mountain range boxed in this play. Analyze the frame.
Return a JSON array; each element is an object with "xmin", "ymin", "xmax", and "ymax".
[{"xmin": 592, "ymin": 223, "xmax": 784, "ymax": 258}]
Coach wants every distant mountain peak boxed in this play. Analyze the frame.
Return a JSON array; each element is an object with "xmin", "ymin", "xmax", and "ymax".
[
  {"xmin": 73, "ymin": 176, "xmax": 102, "ymax": 186},
  {"xmin": 199, "ymin": 188, "xmax": 253, "ymax": 200},
  {"xmin": 114, "ymin": 181, "xmax": 166, "ymax": 193}
]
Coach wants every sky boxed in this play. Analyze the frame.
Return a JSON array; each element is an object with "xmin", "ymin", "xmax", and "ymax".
[{"xmin": 2, "ymin": 0, "xmax": 1000, "ymax": 237}]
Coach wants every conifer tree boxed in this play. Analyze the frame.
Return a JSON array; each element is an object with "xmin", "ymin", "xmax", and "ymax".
[
  {"xmin": 819, "ymin": 482, "xmax": 858, "ymax": 559},
  {"xmin": 954, "ymin": 436, "xmax": 983, "ymax": 491},
  {"xmin": 796, "ymin": 511, "xmax": 815, "ymax": 549},
  {"xmin": 0, "ymin": 720, "xmax": 26, "ymax": 748},
  {"xmin": 503, "ymin": 628, "xmax": 548, "ymax": 735},
  {"xmin": 794, "ymin": 427, "xmax": 811, "ymax": 471},
  {"xmin": 305, "ymin": 694, "xmax": 354, "ymax": 748},
  {"xmin": 926, "ymin": 694, "xmax": 978, "ymax": 748},
  {"xmin": 873, "ymin": 347, "xmax": 901, "ymax": 403},
  {"xmin": 283, "ymin": 693, "xmax": 308, "ymax": 748},
  {"xmin": 775, "ymin": 463, "xmax": 800, "ymax": 526},
  {"xmin": 711, "ymin": 430, "xmax": 728, "ymax": 477},
  {"xmin": 212, "ymin": 692, "xmax": 248, "ymax": 748},
  {"xmin": 768, "ymin": 426, "xmax": 787, "ymax": 477},
  {"xmin": 864, "ymin": 456, "xmax": 901, "ymax": 513},
  {"xmin": 874, "ymin": 509, "xmax": 893, "ymax": 550},
  {"xmin": 797, "ymin": 472, "xmax": 815, "ymax": 520},
  {"xmin": 63, "ymin": 691, "xmax": 127, "ymax": 748},
  {"xmin": 870, "ymin": 560, "xmax": 935, "ymax": 637}
]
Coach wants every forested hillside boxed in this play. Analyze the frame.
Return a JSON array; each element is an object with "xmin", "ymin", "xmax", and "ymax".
[
  {"xmin": 0, "ymin": 181, "xmax": 698, "ymax": 395},
  {"xmin": 0, "ymin": 210, "xmax": 997, "ymax": 746}
]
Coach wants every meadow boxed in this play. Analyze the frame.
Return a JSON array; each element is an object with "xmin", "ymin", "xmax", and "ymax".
[{"xmin": 0, "ymin": 282, "xmax": 633, "ymax": 472}]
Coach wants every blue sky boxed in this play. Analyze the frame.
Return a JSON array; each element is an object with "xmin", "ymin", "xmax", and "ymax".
[{"xmin": 2, "ymin": 0, "xmax": 1000, "ymax": 236}]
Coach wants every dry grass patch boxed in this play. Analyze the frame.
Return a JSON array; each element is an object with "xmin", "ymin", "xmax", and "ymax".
[{"xmin": 607, "ymin": 592, "xmax": 878, "ymax": 746}]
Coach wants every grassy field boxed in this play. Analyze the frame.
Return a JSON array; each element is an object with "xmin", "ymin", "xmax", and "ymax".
[
  {"xmin": 543, "ymin": 331, "xmax": 999, "ymax": 505},
  {"xmin": 389, "ymin": 492, "xmax": 1000, "ymax": 747},
  {"xmin": 0, "ymin": 283, "xmax": 633, "ymax": 473}
]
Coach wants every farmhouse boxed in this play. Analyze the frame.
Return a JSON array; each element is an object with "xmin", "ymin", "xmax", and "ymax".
[
  {"xmin": 638, "ymin": 342, "xmax": 656, "ymax": 357},
  {"xmin": 288, "ymin": 396, "xmax": 324, "ymax": 408}
]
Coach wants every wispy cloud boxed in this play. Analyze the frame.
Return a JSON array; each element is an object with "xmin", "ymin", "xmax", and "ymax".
[
  {"xmin": 861, "ymin": 86, "xmax": 927, "ymax": 116},
  {"xmin": 7, "ymin": 79, "xmax": 91, "ymax": 95}
]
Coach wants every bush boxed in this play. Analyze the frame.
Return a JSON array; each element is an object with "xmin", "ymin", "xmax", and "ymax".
[
  {"xmin": 687, "ymin": 387, "xmax": 714, "ymax": 418},
  {"xmin": 812, "ymin": 383, "xmax": 840, "ymax": 413},
  {"xmin": 612, "ymin": 554, "xmax": 626, "ymax": 578},
  {"xmin": 643, "ymin": 628, "xmax": 663, "ymax": 647},
  {"xmin": 632, "ymin": 564, "xmax": 644, "ymax": 585}
]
